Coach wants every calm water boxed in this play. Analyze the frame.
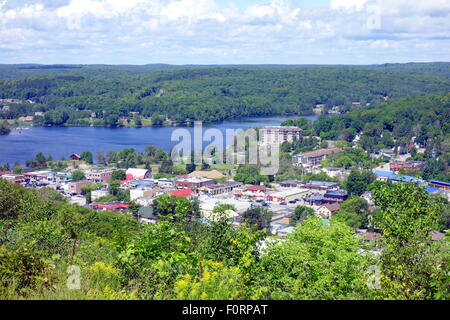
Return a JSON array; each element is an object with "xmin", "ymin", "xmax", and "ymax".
[{"xmin": 0, "ymin": 115, "xmax": 319, "ymax": 165}]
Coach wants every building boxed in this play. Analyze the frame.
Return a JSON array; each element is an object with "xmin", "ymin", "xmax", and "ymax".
[
  {"xmin": 429, "ymin": 180, "xmax": 450, "ymax": 192},
  {"xmin": 90, "ymin": 202, "xmax": 130, "ymax": 211},
  {"xmin": 316, "ymin": 203, "xmax": 340, "ymax": 219},
  {"xmin": 379, "ymin": 149, "xmax": 396, "ymax": 158},
  {"xmin": 86, "ymin": 168, "xmax": 115, "ymax": 183},
  {"xmin": 304, "ymin": 193, "xmax": 325, "ymax": 205},
  {"xmin": 70, "ymin": 154, "xmax": 82, "ymax": 161},
  {"xmin": 297, "ymin": 180, "xmax": 340, "ymax": 191},
  {"xmin": 234, "ymin": 185, "xmax": 267, "ymax": 200},
  {"xmin": 68, "ymin": 180, "xmax": 91, "ymax": 195},
  {"xmin": 268, "ymin": 188, "xmax": 310, "ymax": 203},
  {"xmin": 293, "ymin": 148, "xmax": 342, "ymax": 166},
  {"xmin": 324, "ymin": 190, "xmax": 348, "ymax": 203},
  {"xmin": 188, "ymin": 170, "xmax": 224, "ymax": 180},
  {"xmin": 260, "ymin": 126, "xmax": 302, "ymax": 145},
  {"xmin": 130, "ymin": 186, "xmax": 160, "ymax": 201},
  {"xmin": 126, "ymin": 168, "xmax": 151, "ymax": 180},
  {"xmin": 1, "ymin": 174, "xmax": 26, "ymax": 184},
  {"xmin": 91, "ymin": 190, "xmax": 109, "ymax": 201},
  {"xmin": 175, "ymin": 177, "xmax": 215, "ymax": 190},
  {"xmin": 278, "ymin": 180, "xmax": 301, "ymax": 188},
  {"xmin": 322, "ymin": 167, "xmax": 347, "ymax": 177},
  {"xmin": 171, "ymin": 189, "xmax": 193, "ymax": 198},
  {"xmin": 389, "ymin": 161, "xmax": 425, "ymax": 172},
  {"xmin": 199, "ymin": 181, "xmax": 243, "ymax": 195},
  {"xmin": 18, "ymin": 116, "xmax": 34, "ymax": 122}
]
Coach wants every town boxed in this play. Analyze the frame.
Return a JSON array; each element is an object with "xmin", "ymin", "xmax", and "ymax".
[{"xmin": 1, "ymin": 125, "xmax": 448, "ymax": 243}]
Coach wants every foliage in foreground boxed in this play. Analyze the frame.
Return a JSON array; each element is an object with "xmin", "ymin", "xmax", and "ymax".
[{"xmin": 0, "ymin": 179, "xmax": 448, "ymax": 300}]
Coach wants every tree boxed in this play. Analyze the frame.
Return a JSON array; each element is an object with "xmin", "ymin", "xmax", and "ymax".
[
  {"xmin": 291, "ymin": 206, "xmax": 315, "ymax": 225},
  {"xmin": 81, "ymin": 151, "xmax": 93, "ymax": 164},
  {"xmin": 242, "ymin": 207, "xmax": 272, "ymax": 232},
  {"xmin": 152, "ymin": 194, "xmax": 199, "ymax": 221},
  {"xmin": 345, "ymin": 169, "xmax": 375, "ymax": 196},
  {"xmin": 13, "ymin": 165, "xmax": 23, "ymax": 175},
  {"xmin": 71, "ymin": 170, "xmax": 86, "ymax": 181},
  {"xmin": 186, "ymin": 163, "xmax": 196, "ymax": 174},
  {"xmin": 111, "ymin": 170, "xmax": 126, "ymax": 181},
  {"xmin": 259, "ymin": 217, "xmax": 368, "ymax": 299},
  {"xmin": 108, "ymin": 180, "xmax": 121, "ymax": 196},
  {"xmin": 370, "ymin": 182, "xmax": 448, "ymax": 300},
  {"xmin": 0, "ymin": 120, "xmax": 10, "ymax": 135}
]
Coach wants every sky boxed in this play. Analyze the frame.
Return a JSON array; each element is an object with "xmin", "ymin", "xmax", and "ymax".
[{"xmin": 0, "ymin": 0, "xmax": 449, "ymax": 65}]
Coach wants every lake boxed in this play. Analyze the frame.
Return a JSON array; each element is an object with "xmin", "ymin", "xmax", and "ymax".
[{"xmin": 0, "ymin": 115, "xmax": 320, "ymax": 165}]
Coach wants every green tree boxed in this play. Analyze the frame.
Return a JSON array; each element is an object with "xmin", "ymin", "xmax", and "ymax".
[
  {"xmin": 80, "ymin": 151, "xmax": 93, "ymax": 164},
  {"xmin": 259, "ymin": 217, "xmax": 368, "ymax": 299},
  {"xmin": 0, "ymin": 120, "xmax": 10, "ymax": 135},
  {"xmin": 291, "ymin": 205, "xmax": 315, "ymax": 225},
  {"xmin": 71, "ymin": 170, "xmax": 86, "ymax": 181},
  {"xmin": 370, "ymin": 182, "xmax": 448, "ymax": 300},
  {"xmin": 111, "ymin": 170, "xmax": 126, "ymax": 181},
  {"xmin": 345, "ymin": 169, "xmax": 375, "ymax": 196},
  {"xmin": 242, "ymin": 207, "xmax": 272, "ymax": 232}
]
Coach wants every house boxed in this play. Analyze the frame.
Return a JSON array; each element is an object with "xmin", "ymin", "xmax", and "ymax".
[
  {"xmin": 293, "ymin": 148, "xmax": 342, "ymax": 166},
  {"xmin": 352, "ymin": 102, "xmax": 362, "ymax": 106},
  {"xmin": 86, "ymin": 168, "xmax": 115, "ymax": 183},
  {"xmin": 171, "ymin": 188, "xmax": 193, "ymax": 198},
  {"xmin": 389, "ymin": 161, "xmax": 425, "ymax": 172},
  {"xmin": 175, "ymin": 177, "xmax": 215, "ymax": 190},
  {"xmin": 90, "ymin": 202, "xmax": 130, "ymax": 211},
  {"xmin": 322, "ymin": 167, "xmax": 347, "ymax": 177},
  {"xmin": 1, "ymin": 174, "xmax": 26, "ymax": 184},
  {"xmin": 130, "ymin": 186, "xmax": 160, "ymax": 201},
  {"xmin": 188, "ymin": 170, "xmax": 224, "ymax": 180},
  {"xmin": 379, "ymin": 149, "xmax": 395, "ymax": 158},
  {"xmin": 91, "ymin": 190, "xmax": 109, "ymax": 201},
  {"xmin": 137, "ymin": 207, "xmax": 157, "ymax": 224},
  {"xmin": 34, "ymin": 112, "xmax": 44, "ymax": 117},
  {"xmin": 126, "ymin": 168, "xmax": 151, "ymax": 180},
  {"xmin": 18, "ymin": 116, "xmax": 34, "ymax": 122},
  {"xmin": 68, "ymin": 180, "xmax": 91, "ymax": 195},
  {"xmin": 316, "ymin": 203, "xmax": 340, "ymax": 219},
  {"xmin": 260, "ymin": 126, "xmax": 302, "ymax": 145},
  {"xmin": 70, "ymin": 154, "xmax": 82, "ymax": 161}
]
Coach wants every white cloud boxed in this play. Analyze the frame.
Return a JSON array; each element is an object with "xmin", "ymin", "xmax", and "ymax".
[{"xmin": 0, "ymin": 0, "xmax": 448, "ymax": 64}]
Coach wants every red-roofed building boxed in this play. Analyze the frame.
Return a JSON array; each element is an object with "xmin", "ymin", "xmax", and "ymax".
[
  {"xmin": 70, "ymin": 153, "xmax": 81, "ymax": 161},
  {"xmin": 90, "ymin": 202, "xmax": 130, "ymax": 210},
  {"xmin": 246, "ymin": 185, "xmax": 266, "ymax": 192},
  {"xmin": 171, "ymin": 189, "xmax": 193, "ymax": 198}
]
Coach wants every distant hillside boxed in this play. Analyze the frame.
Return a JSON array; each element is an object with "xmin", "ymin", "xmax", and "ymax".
[{"xmin": 0, "ymin": 64, "xmax": 449, "ymax": 125}]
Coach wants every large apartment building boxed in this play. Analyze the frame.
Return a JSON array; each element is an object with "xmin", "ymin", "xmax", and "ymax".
[{"xmin": 260, "ymin": 126, "xmax": 302, "ymax": 145}]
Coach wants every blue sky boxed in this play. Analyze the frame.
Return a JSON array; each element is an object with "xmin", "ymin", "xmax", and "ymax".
[{"xmin": 0, "ymin": 0, "xmax": 449, "ymax": 65}]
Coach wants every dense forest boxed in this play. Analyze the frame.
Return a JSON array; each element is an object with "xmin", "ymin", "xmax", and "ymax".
[
  {"xmin": 1, "ymin": 63, "xmax": 450, "ymax": 126},
  {"xmin": 281, "ymin": 93, "xmax": 450, "ymax": 181}
]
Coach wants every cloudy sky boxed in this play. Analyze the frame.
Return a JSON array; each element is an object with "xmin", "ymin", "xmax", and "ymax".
[{"xmin": 0, "ymin": 0, "xmax": 449, "ymax": 65}]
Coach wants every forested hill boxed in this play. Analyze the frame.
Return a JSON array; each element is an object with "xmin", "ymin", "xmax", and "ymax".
[{"xmin": 0, "ymin": 64, "xmax": 450, "ymax": 125}]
